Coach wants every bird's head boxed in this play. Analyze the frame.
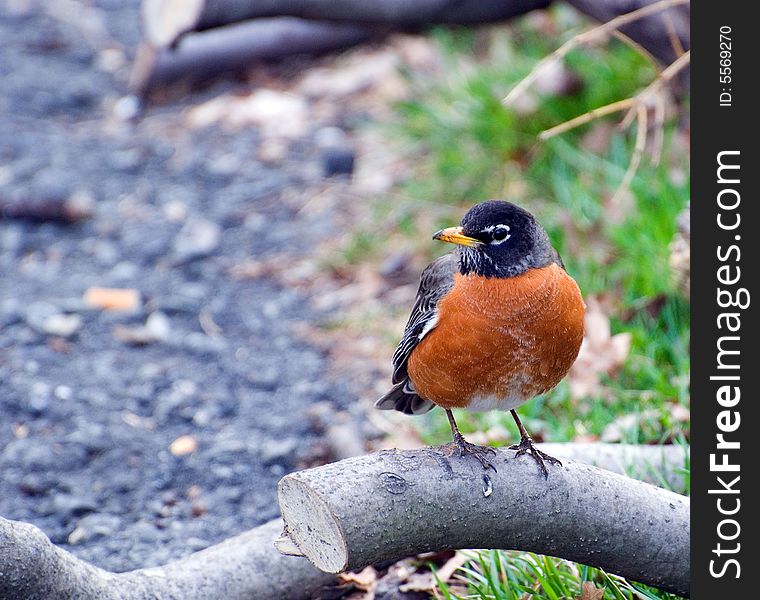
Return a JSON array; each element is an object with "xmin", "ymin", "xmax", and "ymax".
[{"xmin": 433, "ymin": 200, "xmax": 561, "ymax": 278}]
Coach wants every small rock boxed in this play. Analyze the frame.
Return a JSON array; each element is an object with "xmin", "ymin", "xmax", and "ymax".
[
  {"xmin": 67, "ymin": 513, "xmax": 122, "ymax": 545},
  {"xmin": 42, "ymin": 313, "xmax": 82, "ymax": 338},
  {"xmin": 53, "ymin": 493, "xmax": 98, "ymax": 521},
  {"xmin": 180, "ymin": 331, "xmax": 226, "ymax": 355},
  {"xmin": 24, "ymin": 301, "xmax": 57, "ymax": 331},
  {"xmin": 18, "ymin": 474, "xmax": 53, "ymax": 497},
  {"xmin": 67, "ymin": 526, "xmax": 88, "ymax": 545},
  {"xmin": 321, "ymin": 147, "xmax": 355, "ymax": 178},
  {"xmin": 54, "ymin": 385, "xmax": 73, "ymax": 401},
  {"xmin": 113, "ymin": 312, "xmax": 170, "ymax": 346},
  {"xmin": 171, "ymin": 217, "xmax": 221, "ymax": 264},
  {"xmin": 316, "ymin": 127, "xmax": 355, "ymax": 177},
  {"xmin": 113, "ymin": 95, "xmax": 141, "ymax": 121},
  {"xmin": 259, "ymin": 437, "xmax": 299, "ymax": 464},
  {"xmin": 186, "ymin": 536, "xmax": 210, "ymax": 550}
]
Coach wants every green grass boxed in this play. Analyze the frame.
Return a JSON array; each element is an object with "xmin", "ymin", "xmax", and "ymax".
[
  {"xmin": 435, "ymin": 550, "xmax": 686, "ymax": 600},
  {"xmin": 348, "ymin": 7, "xmax": 689, "ymax": 599}
]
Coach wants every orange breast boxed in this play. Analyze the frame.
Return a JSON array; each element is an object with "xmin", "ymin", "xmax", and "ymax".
[{"xmin": 407, "ymin": 263, "xmax": 585, "ymax": 411}]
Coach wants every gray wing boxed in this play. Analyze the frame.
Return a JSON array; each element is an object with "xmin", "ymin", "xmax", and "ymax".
[{"xmin": 375, "ymin": 252, "xmax": 457, "ymax": 415}]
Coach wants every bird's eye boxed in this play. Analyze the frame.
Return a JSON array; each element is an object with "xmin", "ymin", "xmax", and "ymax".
[{"xmin": 491, "ymin": 226, "xmax": 510, "ymax": 242}]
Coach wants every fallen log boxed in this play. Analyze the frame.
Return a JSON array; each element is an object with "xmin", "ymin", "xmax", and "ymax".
[
  {"xmin": 131, "ymin": 18, "xmax": 375, "ymax": 96},
  {"xmin": 0, "ymin": 518, "xmax": 335, "ymax": 600},
  {"xmin": 140, "ymin": 0, "xmax": 553, "ymax": 49},
  {"xmin": 277, "ymin": 446, "xmax": 690, "ymax": 596},
  {"xmin": 1, "ymin": 444, "xmax": 689, "ymax": 598},
  {"xmin": 133, "ymin": 0, "xmax": 689, "ymax": 96}
]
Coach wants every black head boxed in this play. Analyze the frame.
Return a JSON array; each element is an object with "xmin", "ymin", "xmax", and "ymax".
[{"xmin": 433, "ymin": 200, "xmax": 561, "ymax": 278}]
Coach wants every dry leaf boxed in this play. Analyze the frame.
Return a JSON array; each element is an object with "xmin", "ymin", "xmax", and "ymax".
[
  {"xmin": 575, "ymin": 581, "xmax": 604, "ymax": 600},
  {"xmin": 339, "ymin": 566, "xmax": 378, "ymax": 599},
  {"xmin": 84, "ymin": 287, "xmax": 141, "ymax": 311},
  {"xmin": 169, "ymin": 435, "xmax": 197, "ymax": 456},
  {"xmin": 569, "ymin": 297, "xmax": 631, "ymax": 399},
  {"xmin": 342, "ymin": 570, "xmax": 375, "ymax": 586},
  {"xmin": 399, "ymin": 552, "xmax": 468, "ymax": 592}
]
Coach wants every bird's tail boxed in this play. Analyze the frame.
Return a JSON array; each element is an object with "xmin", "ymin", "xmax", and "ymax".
[{"xmin": 375, "ymin": 380, "xmax": 435, "ymax": 415}]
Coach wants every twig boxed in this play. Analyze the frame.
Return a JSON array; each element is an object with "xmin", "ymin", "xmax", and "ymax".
[
  {"xmin": 613, "ymin": 102, "xmax": 648, "ymax": 204},
  {"xmin": 662, "ymin": 10, "xmax": 686, "ymax": 57},
  {"xmin": 538, "ymin": 98, "xmax": 634, "ymax": 140},
  {"xmin": 538, "ymin": 48, "xmax": 689, "ymax": 197},
  {"xmin": 503, "ymin": 0, "xmax": 689, "ymax": 107},
  {"xmin": 611, "ymin": 30, "xmax": 662, "ymax": 74},
  {"xmin": 650, "ymin": 89, "xmax": 667, "ymax": 165},
  {"xmin": 621, "ymin": 49, "xmax": 690, "ymax": 125}
]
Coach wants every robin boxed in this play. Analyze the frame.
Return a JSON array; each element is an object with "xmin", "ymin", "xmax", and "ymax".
[{"xmin": 376, "ymin": 200, "xmax": 585, "ymax": 477}]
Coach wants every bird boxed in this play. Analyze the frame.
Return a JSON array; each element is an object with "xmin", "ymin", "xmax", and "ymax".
[{"xmin": 376, "ymin": 200, "xmax": 585, "ymax": 477}]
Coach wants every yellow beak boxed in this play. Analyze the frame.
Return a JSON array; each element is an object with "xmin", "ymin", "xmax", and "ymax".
[{"xmin": 433, "ymin": 226, "xmax": 483, "ymax": 247}]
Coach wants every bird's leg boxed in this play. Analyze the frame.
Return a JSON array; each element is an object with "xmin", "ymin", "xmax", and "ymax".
[
  {"xmin": 443, "ymin": 409, "xmax": 496, "ymax": 471},
  {"xmin": 508, "ymin": 409, "xmax": 561, "ymax": 479}
]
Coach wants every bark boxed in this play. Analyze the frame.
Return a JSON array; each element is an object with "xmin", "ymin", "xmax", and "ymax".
[
  {"xmin": 0, "ymin": 518, "xmax": 335, "ymax": 600},
  {"xmin": 537, "ymin": 442, "xmax": 689, "ymax": 491},
  {"xmin": 278, "ymin": 446, "xmax": 690, "ymax": 596}
]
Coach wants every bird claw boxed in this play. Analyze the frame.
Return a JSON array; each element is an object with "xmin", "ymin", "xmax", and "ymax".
[
  {"xmin": 441, "ymin": 436, "xmax": 497, "ymax": 472},
  {"xmin": 509, "ymin": 436, "xmax": 561, "ymax": 479}
]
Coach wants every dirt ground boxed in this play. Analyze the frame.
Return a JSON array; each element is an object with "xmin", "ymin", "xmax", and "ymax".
[{"xmin": 0, "ymin": 0, "xmax": 380, "ymax": 571}]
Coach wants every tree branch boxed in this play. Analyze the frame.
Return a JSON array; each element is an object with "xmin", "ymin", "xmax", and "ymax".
[
  {"xmin": 0, "ymin": 518, "xmax": 335, "ymax": 600},
  {"xmin": 277, "ymin": 446, "xmax": 690, "ymax": 596},
  {"xmin": 131, "ymin": 18, "xmax": 374, "ymax": 96},
  {"xmin": 537, "ymin": 442, "xmax": 689, "ymax": 492},
  {"xmin": 132, "ymin": 0, "xmax": 552, "ymax": 94},
  {"xmin": 141, "ymin": 0, "xmax": 553, "ymax": 48}
]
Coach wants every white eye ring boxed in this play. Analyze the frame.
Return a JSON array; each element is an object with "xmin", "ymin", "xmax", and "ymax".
[{"xmin": 483, "ymin": 224, "xmax": 511, "ymax": 245}]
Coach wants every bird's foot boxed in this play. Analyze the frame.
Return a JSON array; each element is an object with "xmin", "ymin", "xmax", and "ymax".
[
  {"xmin": 509, "ymin": 436, "xmax": 561, "ymax": 479},
  {"xmin": 441, "ymin": 434, "xmax": 497, "ymax": 472}
]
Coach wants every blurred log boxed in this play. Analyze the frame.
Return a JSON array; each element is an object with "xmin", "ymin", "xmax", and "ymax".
[
  {"xmin": 131, "ymin": 18, "xmax": 374, "ymax": 95},
  {"xmin": 133, "ymin": 0, "xmax": 690, "ymax": 97},
  {"xmin": 278, "ymin": 446, "xmax": 690, "ymax": 596},
  {"xmin": 0, "ymin": 193, "xmax": 94, "ymax": 224},
  {"xmin": 140, "ymin": 0, "xmax": 553, "ymax": 49},
  {"xmin": 132, "ymin": 0, "xmax": 551, "ymax": 95},
  {"xmin": 0, "ymin": 518, "xmax": 335, "ymax": 600}
]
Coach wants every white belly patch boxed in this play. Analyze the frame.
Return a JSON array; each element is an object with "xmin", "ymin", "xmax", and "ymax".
[{"xmin": 466, "ymin": 393, "xmax": 529, "ymax": 412}]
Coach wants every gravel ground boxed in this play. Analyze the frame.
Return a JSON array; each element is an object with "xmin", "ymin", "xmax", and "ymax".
[{"xmin": 0, "ymin": 1, "xmax": 356, "ymax": 572}]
